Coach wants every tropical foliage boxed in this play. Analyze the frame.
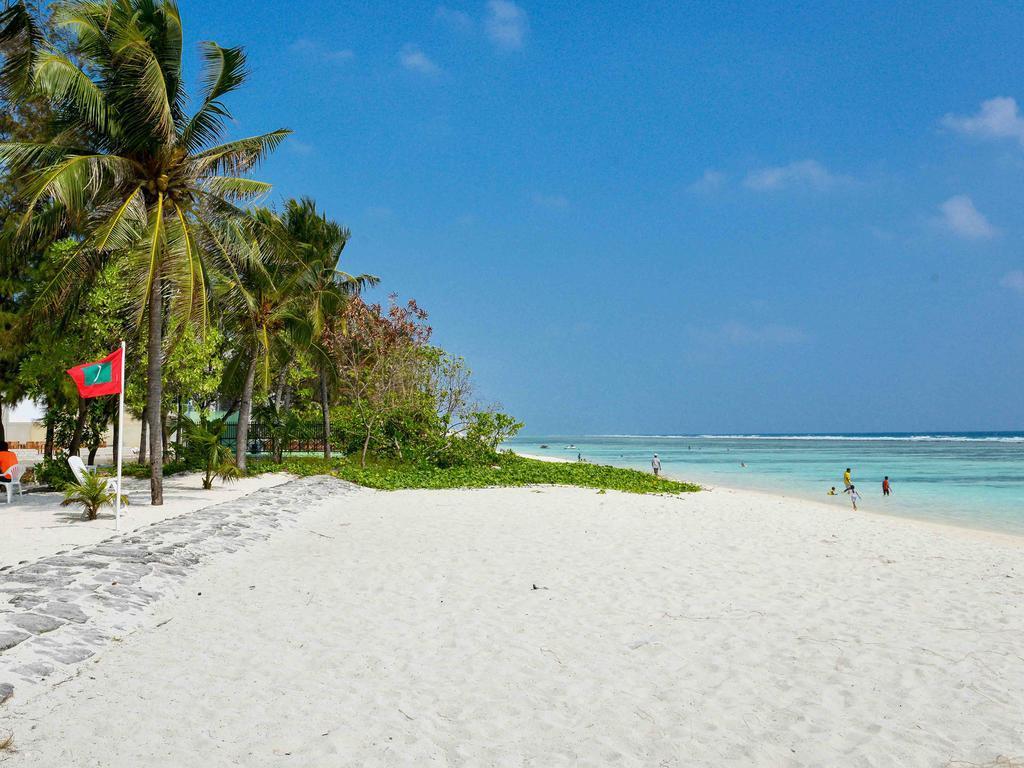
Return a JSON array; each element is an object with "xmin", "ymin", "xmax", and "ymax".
[
  {"xmin": 172, "ymin": 411, "xmax": 240, "ymax": 489},
  {"xmin": 0, "ymin": 0, "xmax": 286, "ymax": 503},
  {"xmin": 1, "ymin": 1, "xmax": 687, "ymax": 501},
  {"xmin": 60, "ymin": 469, "xmax": 129, "ymax": 520}
]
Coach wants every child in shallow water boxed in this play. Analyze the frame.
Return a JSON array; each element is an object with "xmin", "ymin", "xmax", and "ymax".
[{"xmin": 844, "ymin": 484, "xmax": 861, "ymax": 510}]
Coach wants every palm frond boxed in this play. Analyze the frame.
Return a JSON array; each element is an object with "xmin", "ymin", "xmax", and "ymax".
[
  {"xmin": 335, "ymin": 271, "xmax": 381, "ymax": 294},
  {"xmin": 32, "ymin": 51, "xmax": 110, "ymax": 132},
  {"xmin": 200, "ymin": 176, "xmax": 272, "ymax": 202},
  {"xmin": 179, "ymin": 41, "xmax": 248, "ymax": 152},
  {"xmin": 192, "ymin": 129, "xmax": 291, "ymax": 176},
  {"xmin": 108, "ymin": 17, "xmax": 175, "ymax": 141},
  {"xmin": 14, "ymin": 153, "xmax": 138, "ymax": 233},
  {"xmin": 0, "ymin": 1, "xmax": 45, "ymax": 100},
  {"xmin": 87, "ymin": 185, "xmax": 147, "ymax": 252}
]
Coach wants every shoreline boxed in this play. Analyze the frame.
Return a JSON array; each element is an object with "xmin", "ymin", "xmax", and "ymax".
[{"xmin": 514, "ymin": 450, "xmax": 1024, "ymax": 548}]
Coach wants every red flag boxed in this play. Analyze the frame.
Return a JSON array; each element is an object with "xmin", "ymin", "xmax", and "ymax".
[{"xmin": 66, "ymin": 348, "xmax": 124, "ymax": 398}]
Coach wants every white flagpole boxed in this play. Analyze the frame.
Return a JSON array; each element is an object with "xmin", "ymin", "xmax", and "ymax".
[{"xmin": 114, "ymin": 340, "xmax": 125, "ymax": 533}]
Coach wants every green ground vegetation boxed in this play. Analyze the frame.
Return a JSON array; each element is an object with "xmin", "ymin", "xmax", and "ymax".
[{"xmin": 247, "ymin": 453, "xmax": 701, "ymax": 495}]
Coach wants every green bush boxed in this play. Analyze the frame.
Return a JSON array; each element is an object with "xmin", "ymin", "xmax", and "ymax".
[{"xmin": 33, "ymin": 455, "xmax": 77, "ymax": 490}]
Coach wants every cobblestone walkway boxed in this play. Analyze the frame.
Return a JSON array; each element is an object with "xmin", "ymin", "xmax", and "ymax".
[{"xmin": 0, "ymin": 476, "xmax": 360, "ymax": 703}]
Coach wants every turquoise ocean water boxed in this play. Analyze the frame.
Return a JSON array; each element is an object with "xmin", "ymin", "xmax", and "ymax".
[{"xmin": 505, "ymin": 433, "xmax": 1024, "ymax": 536}]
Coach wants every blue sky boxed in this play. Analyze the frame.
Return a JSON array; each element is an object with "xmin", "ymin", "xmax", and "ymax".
[{"xmin": 33, "ymin": 0, "xmax": 1024, "ymax": 433}]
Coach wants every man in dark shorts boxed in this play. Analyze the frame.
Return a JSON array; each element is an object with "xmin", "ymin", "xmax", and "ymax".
[{"xmin": 882, "ymin": 476, "xmax": 891, "ymax": 496}]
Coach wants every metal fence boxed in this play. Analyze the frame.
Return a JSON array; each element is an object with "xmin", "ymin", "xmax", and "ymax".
[{"xmin": 220, "ymin": 421, "xmax": 326, "ymax": 454}]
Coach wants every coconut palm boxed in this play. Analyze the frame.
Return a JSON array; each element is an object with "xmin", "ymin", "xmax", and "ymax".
[
  {"xmin": 282, "ymin": 197, "xmax": 378, "ymax": 459},
  {"xmin": 216, "ymin": 208, "xmax": 312, "ymax": 470},
  {"xmin": 0, "ymin": 0, "xmax": 288, "ymax": 503}
]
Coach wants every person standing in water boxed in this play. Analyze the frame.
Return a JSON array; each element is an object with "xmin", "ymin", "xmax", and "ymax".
[
  {"xmin": 651, "ymin": 454, "xmax": 662, "ymax": 476},
  {"xmin": 844, "ymin": 484, "xmax": 861, "ymax": 510},
  {"xmin": 882, "ymin": 476, "xmax": 891, "ymax": 496},
  {"xmin": 843, "ymin": 467, "xmax": 852, "ymax": 490}
]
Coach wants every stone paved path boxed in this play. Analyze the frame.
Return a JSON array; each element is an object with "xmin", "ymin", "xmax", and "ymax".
[{"xmin": 0, "ymin": 475, "xmax": 360, "ymax": 703}]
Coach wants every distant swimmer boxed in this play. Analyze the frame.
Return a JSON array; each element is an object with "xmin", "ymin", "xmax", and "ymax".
[
  {"xmin": 827, "ymin": 486, "xmax": 837, "ymax": 496},
  {"xmin": 843, "ymin": 467, "xmax": 852, "ymax": 490},
  {"xmin": 882, "ymin": 476, "xmax": 892, "ymax": 496},
  {"xmin": 651, "ymin": 453, "xmax": 662, "ymax": 477},
  {"xmin": 844, "ymin": 484, "xmax": 861, "ymax": 511},
  {"xmin": 740, "ymin": 462, "xmax": 746, "ymax": 468}
]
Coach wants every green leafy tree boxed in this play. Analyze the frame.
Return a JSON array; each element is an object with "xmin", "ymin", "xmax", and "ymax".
[
  {"xmin": 0, "ymin": 0, "xmax": 288, "ymax": 504},
  {"xmin": 16, "ymin": 239, "xmax": 130, "ymax": 457}
]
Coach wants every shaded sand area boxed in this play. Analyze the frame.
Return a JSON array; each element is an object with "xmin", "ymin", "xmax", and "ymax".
[{"xmin": 2, "ymin": 483, "xmax": 1023, "ymax": 766}]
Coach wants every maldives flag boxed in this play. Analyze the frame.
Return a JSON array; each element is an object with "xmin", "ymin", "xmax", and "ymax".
[{"xmin": 66, "ymin": 348, "xmax": 123, "ymax": 398}]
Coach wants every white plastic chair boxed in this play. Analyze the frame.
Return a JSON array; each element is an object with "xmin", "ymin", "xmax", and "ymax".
[
  {"xmin": 2, "ymin": 464, "xmax": 25, "ymax": 504},
  {"xmin": 67, "ymin": 455, "xmax": 121, "ymax": 494}
]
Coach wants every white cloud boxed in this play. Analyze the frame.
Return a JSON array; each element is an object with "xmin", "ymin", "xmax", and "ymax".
[
  {"xmin": 1000, "ymin": 270, "xmax": 1024, "ymax": 294},
  {"xmin": 690, "ymin": 322, "xmax": 808, "ymax": 347},
  {"xmin": 942, "ymin": 97, "xmax": 1024, "ymax": 145},
  {"xmin": 435, "ymin": 5, "xmax": 474, "ymax": 32},
  {"xmin": 399, "ymin": 45, "xmax": 441, "ymax": 76},
  {"xmin": 688, "ymin": 169, "xmax": 727, "ymax": 193},
  {"xmin": 533, "ymin": 193, "xmax": 570, "ymax": 209},
  {"xmin": 284, "ymin": 138, "xmax": 314, "ymax": 156},
  {"xmin": 937, "ymin": 195, "xmax": 997, "ymax": 240},
  {"xmin": 743, "ymin": 160, "xmax": 849, "ymax": 191},
  {"xmin": 485, "ymin": 0, "xmax": 529, "ymax": 50},
  {"xmin": 290, "ymin": 38, "xmax": 354, "ymax": 63}
]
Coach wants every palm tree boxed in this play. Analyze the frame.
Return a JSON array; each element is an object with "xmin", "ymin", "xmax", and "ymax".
[
  {"xmin": 216, "ymin": 208, "xmax": 310, "ymax": 470},
  {"xmin": 172, "ymin": 411, "xmax": 241, "ymax": 489},
  {"xmin": 0, "ymin": 0, "xmax": 287, "ymax": 503},
  {"xmin": 282, "ymin": 197, "xmax": 377, "ymax": 459}
]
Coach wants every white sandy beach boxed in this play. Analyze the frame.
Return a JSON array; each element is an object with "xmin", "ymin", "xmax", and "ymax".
[{"xmin": 2, "ymin": 481, "xmax": 1022, "ymax": 767}]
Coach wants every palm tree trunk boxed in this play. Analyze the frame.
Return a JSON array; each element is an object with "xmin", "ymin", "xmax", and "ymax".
[
  {"xmin": 147, "ymin": 281, "xmax": 164, "ymax": 505},
  {"xmin": 138, "ymin": 405, "xmax": 148, "ymax": 465},
  {"xmin": 68, "ymin": 397, "xmax": 88, "ymax": 456},
  {"xmin": 320, "ymin": 368, "xmax": 331, "ymax": 460},
  {"xmin": 44, "ymin": 409, "xmax": 54, "ymax": 459},
  {"xmin": 235, "ymin": 355, "xmax": 257, "ymax": 471}
]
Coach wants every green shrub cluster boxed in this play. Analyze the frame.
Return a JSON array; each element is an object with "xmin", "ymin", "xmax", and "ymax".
[
  {"xmin": 247, "ymin": 453, "xmax": 700, "ymax": 495},
  {"xmin": 32, "ymin": 455, "xmax": 78, "ymax": 490}
]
